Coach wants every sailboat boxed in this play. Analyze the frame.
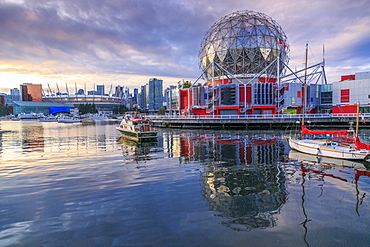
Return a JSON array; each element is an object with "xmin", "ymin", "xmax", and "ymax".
[
  {"xmin": 288, "ymin": 44, "xmax": 370, "ymax": 161},
  {"xmin": 289, "ymin": 150, "xmax": 367, "ymax": 170}
]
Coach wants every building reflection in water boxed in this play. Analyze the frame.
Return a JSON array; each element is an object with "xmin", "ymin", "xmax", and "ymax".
[
  {"xmin": 21, "ymin": 125, "xmax": 45, "ymax": 152},
  {"xmin": 168, "ymin": 131, "xmax": 288, "ymax": 231}
]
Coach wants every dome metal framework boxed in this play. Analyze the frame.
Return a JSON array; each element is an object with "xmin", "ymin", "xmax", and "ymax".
[{"xmin": 199, "ymin": 10, "xmax": 290, "ymax": 81}]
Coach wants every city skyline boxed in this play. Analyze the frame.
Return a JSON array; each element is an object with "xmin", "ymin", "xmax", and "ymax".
[{"xmin": 1, "ymin": 0, "xmax": 370, "ymax": 94}]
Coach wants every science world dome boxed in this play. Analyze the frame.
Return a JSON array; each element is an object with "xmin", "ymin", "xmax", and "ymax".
[{"xmin": 199, "ymin": 10, "xmax": 290, "ymax": 81}]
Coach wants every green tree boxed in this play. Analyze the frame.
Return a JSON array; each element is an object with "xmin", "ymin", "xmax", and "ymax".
[
  {"xmin": 113, "ymin": 105, "xmax": 128, "ymax": 114},
  {"xmin": 0, "ymin": 104, "xmax": 11, "ymax": 116},
  {"xmin": 158, "ymin": 107, "xmax": 166, "ymax": 115},
  {"xmin": 115, "ymin": 105, "xmax": 127, "ymax": 114},
  {"xmin": 178, "ymin": 80, "xmax": 192, "ymax": 89},
  {"xmin": 91, "ymin": 103, "xmax": 98, "ymax": 113},
  {"xmin": 78, "ymin": 103, "xmax": 98, "ymax": 114}
]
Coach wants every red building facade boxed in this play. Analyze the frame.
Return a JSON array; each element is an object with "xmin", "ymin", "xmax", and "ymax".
[{"xmin": 179, "ymin": 78, "xmax": 278, "ymax": 116}]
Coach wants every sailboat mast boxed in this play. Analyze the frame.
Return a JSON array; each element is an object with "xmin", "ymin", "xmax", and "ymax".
[
  {"xmin": 356, "ymin": 102, "xmax": 360, "ymax": 137},
  {"xmin": 302, "ymin": 43, "xmax": 308, "ymax": 125}
]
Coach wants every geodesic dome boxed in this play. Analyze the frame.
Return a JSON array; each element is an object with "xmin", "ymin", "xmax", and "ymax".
[{"xmin": 199, "ymin": 10, "xmax": 289, "ymax": 81}]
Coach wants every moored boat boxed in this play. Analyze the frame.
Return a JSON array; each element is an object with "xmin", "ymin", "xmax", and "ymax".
[
  {"xmin": 288, "ymin": 137, "xmax": 370, "ymax": 161},
  {"xmin": 39, "ymin": 116, "xmax": 58, "ymax": 122},
  {"xmin": 18, "ymin": 112, "xmax": 42, "ymax": 120},
  {"xmin": 116, "ymin": 116, "xmax": 157, "ymax": 142},
  {"xmin": 57, "ymin": 116, "xmax": 81, "ymax": 123},
  {"xmin": 288, "ymin": 149, "xmax": 367, "ymax": 170},
  {"xmin": 288, "ymin": 43, "xmax": 370, "ymax": 161}
]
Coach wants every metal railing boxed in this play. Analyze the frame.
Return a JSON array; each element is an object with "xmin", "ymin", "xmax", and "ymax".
[{"xmin": 149, "ymin": 113, "xmax": 369, "ymax": 120}]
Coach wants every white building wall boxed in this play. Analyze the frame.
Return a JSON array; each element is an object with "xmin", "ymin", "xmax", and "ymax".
[
  {"xmin": 332, "ymin": 79, "xmax": 370, "ymax": 105},
  {"xmin": 356, "ymin": 71, "xmax": 370, "ymax": 80}
]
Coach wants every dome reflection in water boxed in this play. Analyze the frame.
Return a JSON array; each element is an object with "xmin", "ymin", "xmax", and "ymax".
[{"xmin": 177, "ymin": 132, "xmax": 287, "ymax": 231}]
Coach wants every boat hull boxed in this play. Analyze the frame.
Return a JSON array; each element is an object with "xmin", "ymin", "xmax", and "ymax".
[
  {"xmin": 116, "ymin": 127, "xmax": 157, "ymax": 142},
  {"xmin": 289, "ymin": 150, "xmax": 367, "ymax": 170},
  {"xmin": 58, "ymin": 119, "xmax": 81, "ymax": 123},
  {"xmin": 39, "ymin": 118, "xmax": 57, "ymax": 122},
  {"xmin": 288, "ymin": 137, "xmax": 370, "ymax": 161}
]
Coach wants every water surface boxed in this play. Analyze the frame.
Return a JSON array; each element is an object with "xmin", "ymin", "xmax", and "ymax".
[{"xmin": 0, "ymin": 120, "xmax": 370, "ymax": 246}]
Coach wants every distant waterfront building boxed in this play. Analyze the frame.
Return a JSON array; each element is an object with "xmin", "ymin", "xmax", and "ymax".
[
  {"xmin": 148, "ymin": 78, "xmax": 163, "ymax": 111},
  {"xmin": 134, "ymin": 88, "xmax": 138, "ymax": 103},
  {"xmin": 114, "ymin": 86, "xmax": 124, "ymax": 98},
  {"xmin": 42, "ymin": 94, "xmax": 125, "ymax": 112},
  {"xmin": 125, "ymin": 88, "xmax": 130, "ymax": 99},
  {"xmin": 5, "ymin": 88, "xmax": 21, "ymax": 105},
  {"xmin": 10, "ymin": 88, "xmax": 20, "ymax": 96},
  {"xmin": 164, "ymin": 85, "xmax": 179, "ymax": 114},
  {"xmin": 1, "ymin": 83, "xmax": 131, "ymax": 114},
  {"xmin": 20, "ymin": 83, "xmax": 42, "ymax": 102},
  {"xmin": 76, "ymin": 89, "xmax": 85, "ymax": 95},
  {"xmin": 137, "ymin": 93, "xmax": 142, "ymax": 109},
  {"xmin": 145, "ymin": 83, "xmax": 149, "ymax": 109},
  {"xmin": 138, "ymin": 84, "xmax": 147, "ymax": 109},
  {"xmin": 13, "ymin": 101, "xmax": 74, "ymax": 115},
  {"xmin": 96, "ymin": 85, "xmax": 105, "ymax": 95}
]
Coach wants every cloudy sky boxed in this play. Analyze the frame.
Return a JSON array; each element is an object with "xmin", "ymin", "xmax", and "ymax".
[{"xmin": 0, "ymin": 0, "xmax": 370, "ymax": 94}]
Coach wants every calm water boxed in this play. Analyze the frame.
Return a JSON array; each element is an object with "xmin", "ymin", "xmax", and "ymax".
[{"xmin": 1, "ymin": 120, "xmax": 370, "ymax": 246}]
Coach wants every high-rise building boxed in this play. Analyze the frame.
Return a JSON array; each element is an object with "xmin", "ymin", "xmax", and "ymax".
[
  {"xmin": 164, "ymin": 85, "xmax": 179, "ymax": 114},
  {"xmin": 6, "ymin": 88, "xmax": 21, "ymax": 103},
  {"xmin": 10, "ymin": 88, "xmax": 20, "ymax": 96},
  {"xmin": 148, "ymin": 78, "xmax": 163, "ymax": 111},
  {"xmin": 145, "ymin": 83, "xmax": 149, "ymax": 109},
  {"xmin": 134, "ymin": 88, "xmax": 138, "ymax": 103},
  {"xmin": 114, "ymin": 86, "xmax": 124, "ymax": 98},
  {"xmin": 138, "ymin": 84, "xmax": 147, "ymax": 109},
  {"xmin": 20, "ymin": 84, "xmax": 42, "ymax": 102},
  {"xmin": 137, "ymin": 93, "xmax": 142, "ymax": 109},
  {"xmin": 96, "ymin": 85, "xmax": 105, "ymax": 95}
]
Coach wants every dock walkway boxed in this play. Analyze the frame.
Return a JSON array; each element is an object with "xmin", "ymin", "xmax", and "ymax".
[{"xmin": 149, "ymin": 113, "xmax": 369, "ymax": 130}]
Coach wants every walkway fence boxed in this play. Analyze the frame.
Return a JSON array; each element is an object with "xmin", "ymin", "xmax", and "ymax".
[
  {"xmin": 148, "ymin": 113, "xmax": 370, "ymax": 129},
  {"xmin": 149, "ymin": 113, "xmax": 369, "ymax": 120}
]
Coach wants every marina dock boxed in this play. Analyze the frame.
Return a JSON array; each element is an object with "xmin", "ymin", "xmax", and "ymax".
[{"xmin": 150, "ymin": 113, "xmax": 369, "ymax": 129}]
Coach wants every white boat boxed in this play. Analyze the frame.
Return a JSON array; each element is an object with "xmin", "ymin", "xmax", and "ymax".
[
  {"xmin": 39, "ymin": 116, "xmax": 58, "ymax": 122},
  {"xmin": 57, "ymin": 116, "xmax": 81, "ymax": 123},
  {"xmin": 18, "ymin": 113, "xmax": 41, "ymax": 120},
  {"xmin": 0, "ymin": 115, "xmax": 14, "ymax": 120},
  {"xmin": 288, "ymin": 137, "xmax": 370, "ymax": 161},
  {"xmin": 288, "ymin": 44, "xmax": 370, "ymax": 161},
  {"xmin": 92, "ymin": 114, "xmax": 109, "ymax": 120},
  {"xmin": 80, "ymin": 116, "xmax": 95, "ymax": 123},
  {"xmin": 288, "ymin": 149, "xmax": 367, "ymax": 170},
  {"xmin": 116, "ymin": 116, "xmax": 157, "ymax": 142}
]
